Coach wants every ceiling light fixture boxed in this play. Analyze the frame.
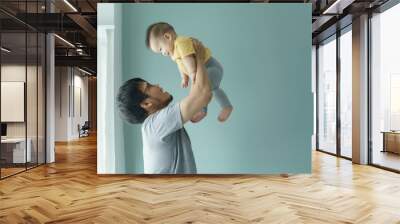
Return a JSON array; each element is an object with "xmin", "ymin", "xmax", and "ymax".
[
  {"xmin": 78, "ymin": 67, "xmax": 93, "ymax": 76},
  {"xmin": 1, "ymin": 47, "xmax": 11, "ymax": 53},
  {"xmin": 322, "ymin": 0, "xmax": 354, "ymax": 15},
  {"xmin": 63, "ymin": 0, "xmax": 78, "ymax": 12},
  {"xmin": 323, "ymin": 0, "xmax": 342, "ymax": 14},
  {"xmin": 54, "ymin": 34, "xmax": 75, "ymax": 48}
]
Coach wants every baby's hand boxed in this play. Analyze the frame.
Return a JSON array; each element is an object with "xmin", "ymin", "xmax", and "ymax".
[{"xmin": 181, "ymin": 76, "xmax": 189, "ymax": 88}]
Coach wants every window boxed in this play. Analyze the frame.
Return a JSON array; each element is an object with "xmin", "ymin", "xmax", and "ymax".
[
  {"xmin": 317, "ymin": 35, "xmax": 337, "ymax": 154},
  {"xmin": 371, "ymin": 3, "xmax": 400, "ymax": 171},
  {"xmin": 340, "ymin": 27, "xmax": 352, "ymax": 158}
]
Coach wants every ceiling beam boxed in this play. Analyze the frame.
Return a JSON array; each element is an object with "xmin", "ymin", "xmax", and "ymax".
[
  {"xmin": 67, "ymin": 13, "xmax": 97, "ymax": 41},
  {"xmin": 11, "ymin": 13, "xmax": 83, "ymax": 32},
  {"xmin": 312, "ymin": 15, "xmax": 335, "ymax": 33},
  {"xmin": 55, "ymin": 55, "xmax": 96, "ymax": 71},
  {"xmin": 322, "ymin": 0, "xmax": 356, "ymax": 14}
]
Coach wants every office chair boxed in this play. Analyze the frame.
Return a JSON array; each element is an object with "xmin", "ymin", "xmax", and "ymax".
[{"xmin": 79, "ymin": 121, "xmax": 90, "ymax": 138}]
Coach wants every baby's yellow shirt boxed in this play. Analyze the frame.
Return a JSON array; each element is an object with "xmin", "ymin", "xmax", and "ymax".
[{"xmin": 171, "ymin": 36, "xmax": 212, "ymax": 75}]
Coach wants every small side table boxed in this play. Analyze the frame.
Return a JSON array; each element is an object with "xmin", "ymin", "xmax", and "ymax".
[{"xmin": 381, "ymin": 131, "xmax": 400, "ymax": 154}]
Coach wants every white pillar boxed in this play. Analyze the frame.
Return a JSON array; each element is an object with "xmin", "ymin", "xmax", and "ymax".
[
  {"xmin": 312, "ymin": 45, "xmax": 317, "ymax": 150},
  {"xmin": 45, "ymin": 0, "xmax": 56, "ymax": 163},
  {"xmin": 97, "ymin": 4, "xmax": 125, "ymax": 174},
  {"xmin": 46, "ymin": 32, "xmax": 55, "ymax": 163},
  {"xmin": 352, "ymin": 14, "xmax": 369, "ymax": 164}
]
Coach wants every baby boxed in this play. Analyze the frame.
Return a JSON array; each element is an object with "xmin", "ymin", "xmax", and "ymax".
[{"xmin": 145, "ymin": 22, "xmax": 233, "ymax": 123}]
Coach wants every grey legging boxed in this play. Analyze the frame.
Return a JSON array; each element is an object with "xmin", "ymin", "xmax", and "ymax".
[{"xmin": 202, "ymin": 57, "xmax": 232, "ymax": 113}]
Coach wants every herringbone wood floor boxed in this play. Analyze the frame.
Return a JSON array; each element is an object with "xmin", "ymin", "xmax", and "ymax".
[{"xmin": 1, "ymin": 134, "xmax": 400, "ymax": 224}]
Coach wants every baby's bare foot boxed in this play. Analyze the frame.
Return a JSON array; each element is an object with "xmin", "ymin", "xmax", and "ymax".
[
  {"xmin": 218, "ymin": 106, "xmax": 233, "ymax": 122},
  {"xmin": 191, "ymin": 111, "xmax": 207, "ymax": 123}
]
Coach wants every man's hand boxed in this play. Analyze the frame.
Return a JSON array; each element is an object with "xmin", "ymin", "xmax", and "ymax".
[
  {"xmin": 191, "ymin": 38, "xmax": 206, "ymax": 63},
  {"xmin": 190, "ymin": 38, "xmax": 206, "ymax": 84},
  {"xmin": 179, "ymin": 39, "xmax": 212, "ymax": 124},
  {"xmin": 182, "ymin": 55, "xmax": 197, "ymax": 84}
]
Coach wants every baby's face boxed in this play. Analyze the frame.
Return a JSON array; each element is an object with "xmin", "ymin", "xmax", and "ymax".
[{"xmin": 149, "ymin": 33, "xmax": 174, "ymax": 58}]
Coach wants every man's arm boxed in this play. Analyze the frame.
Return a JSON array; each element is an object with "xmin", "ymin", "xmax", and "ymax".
[
  {"xmin": 182, "ymin": 55, "xmax": 197, "ymax": 82},
  {"xmin": 180, "ymin": 40, "xmax": 212, "ymax": 123},
  {"xmin": 177, "ymin": 63, "xmax": 190, "ymax": 88}
]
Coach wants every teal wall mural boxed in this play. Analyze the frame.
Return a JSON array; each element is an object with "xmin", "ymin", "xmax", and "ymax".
[{"xmin": 102, "ymin": 3, "xmax": 312, "ymax": 174}]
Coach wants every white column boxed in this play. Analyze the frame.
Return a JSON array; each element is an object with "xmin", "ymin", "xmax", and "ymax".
[
  {"xmin": 97, "ymin": 4, "xmax": 126, "ymax": 174},
  {"xmin": 312, "ymin": 45, "xmax": 317, "ymax": 150},
  {"xmin": 352, "ymin": 14, "xmax": 369, "ymax": 164},
  {"xmin": 46, "ymin": 32, "xmax": 55, "ymax": 163}
]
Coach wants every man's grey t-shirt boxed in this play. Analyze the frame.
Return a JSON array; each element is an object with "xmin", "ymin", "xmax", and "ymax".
[{"xmin": 142, "ymin": 102, "xmax": 197, "ymax": 174}]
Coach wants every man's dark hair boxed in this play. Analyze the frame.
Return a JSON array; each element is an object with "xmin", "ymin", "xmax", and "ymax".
[
  {"xmin": 145, "ymin": 22, "xmax": 175, "ymax": 49},
  {"xmin": 117, "ymin": 78, "xmax": 148, "ymax": 124}
]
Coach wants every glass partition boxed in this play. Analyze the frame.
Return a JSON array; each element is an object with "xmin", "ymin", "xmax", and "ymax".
[
  {"xmin": 1, "ymin": 31, "xmax": 28, "ymax": 177},
  {"xmin": 27, "ymin": 31, "xmax": 38, "ymax": 169},
  {"xmin": 0, "ymin": 3, "xmax": 46, "ymax": 179},
  {"xmin": 38, "ymin": 32, "xmax": 45, "ymax": 165}
]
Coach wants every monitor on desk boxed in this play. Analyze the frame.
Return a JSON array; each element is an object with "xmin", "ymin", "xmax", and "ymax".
[{"xmin": 1, "ymin": 123, "xmax": 7, "ymax": 138}]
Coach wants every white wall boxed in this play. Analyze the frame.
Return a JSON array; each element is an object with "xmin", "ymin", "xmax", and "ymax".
[
  {"xmin": 1, "ymin": 66, "xmax": 27, "ymax": 140},
  {"xmin": 72, "ymin": 72, "xmax": 89, "ymax": 138},
  {"xmin": 55, "ymin": 66, "xmax": 68, "ymax": 141},
  {"xmin": 55, "ymin": 67, "xmax": 89, "ymax": 141},
  {"xmin": 1, "ymin": 65, "xmax": 41, "ymax": 137},
  {"xmin": 97, "ymin": 4, "xmax": 126, "ymax": 174}
]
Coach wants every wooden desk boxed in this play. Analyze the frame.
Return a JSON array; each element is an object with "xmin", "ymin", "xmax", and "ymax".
[{"xmin": 381, "ymin": 131, "xmax": 400, "ymax": 154}]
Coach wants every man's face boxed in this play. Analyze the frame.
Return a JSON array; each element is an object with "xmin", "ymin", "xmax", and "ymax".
[
  {"xmin": 149, "ymin": 33, "xmax": 174, "ymax": 58},
  {"xmin": 140, "ymin": 82, "xmax": 172, "ymax": 111}
]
